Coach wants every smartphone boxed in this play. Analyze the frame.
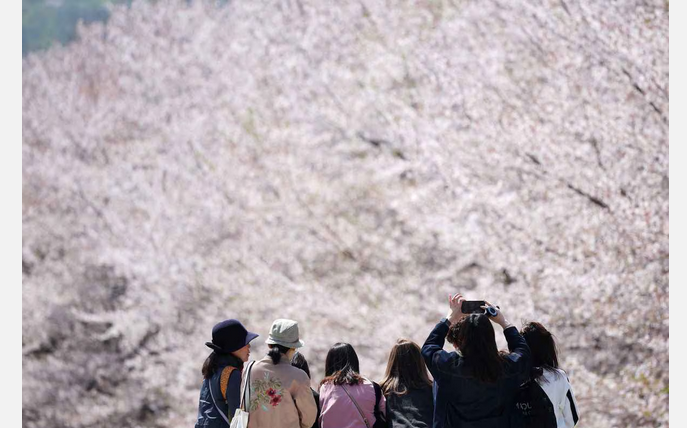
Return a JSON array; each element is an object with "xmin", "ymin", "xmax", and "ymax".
[{"xmin": 461, "ymin": 300, "xmax": 486, "ymax": 314}]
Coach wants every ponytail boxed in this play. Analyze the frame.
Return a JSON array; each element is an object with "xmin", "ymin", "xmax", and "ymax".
[
  {"xmin": 267, "ymin": 344, "xmax": 291, "ymax": 364},
  {"xmin": 202, "ymin": 352, "xmax": 219, "ymax": 379}
]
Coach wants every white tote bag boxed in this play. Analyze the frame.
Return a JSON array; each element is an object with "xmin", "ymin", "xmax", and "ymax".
[{"xmin": 229, "ymin": 361, "xmax": 254, "ymax": 428}]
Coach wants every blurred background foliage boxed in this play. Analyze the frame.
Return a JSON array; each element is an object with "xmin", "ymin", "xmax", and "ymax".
[
  {"xmin": 23, "ymin": 0, "xmax": 130, "ymax": 55},
  {"xmin": 22, "ymin": 0, "xmax": 669, "ymax": 426}
]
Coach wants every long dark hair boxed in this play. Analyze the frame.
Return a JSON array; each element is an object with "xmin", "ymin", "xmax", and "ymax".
[
  {"xmin": 521, "ymin": 322, "xmax": 561, "ymax": 382},
  {"xmin": 380, "ymin": 339, "xmax": 432, "ymax": 396},
  {"xmin": 202, "ymin": 351, "xmax": 244, "ymax": 379},
  {"xmin": 202, "ymin": 352, "xmax": 220, "ymax": 379},
  {"xmin": 291, "ymin": 351, "xmax": 311, "ymax": 379},
  {"xmin": 320, "ymin": 342, "xmax": 364, "ymax": 386},
  {"xmin": 267, "ymin": 344, "xmax": 291, "ymax": 364},
  {"xmin": 447, "ymin": 314, "xmax": 506, "ymax": 383}
]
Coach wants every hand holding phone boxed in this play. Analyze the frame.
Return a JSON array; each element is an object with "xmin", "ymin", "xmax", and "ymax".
[
  {"xmin": 461, "ymin": 300, "xmax": 486, "ymax": 314},
  {"xmin": 447, "ymin": 293, "xmax": 467, "ymax": 323},
  {"xmin": 481, "ymin": 301, "xmax": 510, "ymax": 328}
]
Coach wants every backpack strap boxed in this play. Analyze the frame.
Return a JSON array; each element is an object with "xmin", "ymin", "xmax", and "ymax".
[
  {"xmin": 372, "ymin": 382, "xmax": 382, "ymax": 414},
  {"xmin": 240, "ymin": 360, "xmax": 256, "ymax": 411},
  {"xmin": 209, "ymin": 378, "xmax": 231, "ymax": 425},
  {"xmin": 372, "ymin": 382, "xmax": 387, "ymax": 426},
  {"xmin": 220, "ymin": 366, "xmax": 237, "ymax": 401},
  {"xmin": 566, "ymin": 389, "xmax": 579, "ymax": 425},
  {"xmin": 341, "ymin": 384, "xmax": 372, "ymax": 428}
]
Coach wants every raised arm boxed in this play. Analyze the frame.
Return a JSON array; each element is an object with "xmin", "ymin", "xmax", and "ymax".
[
  {"xmin": 421, "ymin": 318, "xmax": 451, "ymax": 376},
  {"xmin": 483, "ymin": 301, "xmax": 530, "ymax": 374},
  {"xmin": 421, "ymin": 293, "xmax": 468, "ymax": 377}
]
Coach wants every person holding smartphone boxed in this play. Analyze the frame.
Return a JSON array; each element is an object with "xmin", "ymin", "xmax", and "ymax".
[{"xmin": 421, "ymin": 293, "xmax": 531, "ymax": 428}]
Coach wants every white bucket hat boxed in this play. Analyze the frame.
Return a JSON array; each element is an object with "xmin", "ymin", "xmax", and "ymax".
[{"xmin": 265, "ymin": 319, "xmax": 304, "ymax": 348}]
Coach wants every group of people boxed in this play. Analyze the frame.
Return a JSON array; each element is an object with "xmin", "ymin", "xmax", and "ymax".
[{"xmin": 195, "ymin": 293, "xmax": 579, "ymax": 428}]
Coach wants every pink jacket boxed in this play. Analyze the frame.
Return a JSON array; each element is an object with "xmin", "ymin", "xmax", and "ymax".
[{"xmin": 319, "ymin": 379, "xmax": 387, "ymax": 428}]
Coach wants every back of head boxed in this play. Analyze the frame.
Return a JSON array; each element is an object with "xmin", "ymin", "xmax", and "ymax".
[
  {"xmin": 291, "ymin": 351, "xmax": 311, "ymax": 379},
  {"xmin": 447, "ymin": 314, "xmax": 504, "ymax": 383},
  {"xmin": 267, "ymin": 344, "xmax": 292, "ymax": 365},
  {"xmin": 265, "ymin": 318, "xmax": 304, "ymax": 362},
  {"xmin": 321, "ymin": 342, "xmax": 363, "ymax": 386},
  {"xmin": 521, "ymin": 322, "xmax": 560, "ymax": 378},
  {"xmin": 381, "ymin": 339, "xmax": 432, "ymax": 396}
]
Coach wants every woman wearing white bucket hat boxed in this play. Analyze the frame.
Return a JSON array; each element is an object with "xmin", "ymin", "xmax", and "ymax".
[{"xmin": 244, "ymin": 319, "xmax": 317, "ymax": 428}]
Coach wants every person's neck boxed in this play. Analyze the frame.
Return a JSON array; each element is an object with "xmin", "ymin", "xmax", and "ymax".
[{"xmin": 218, "ymin": 352, "xmax": 244, "ymax": 368}]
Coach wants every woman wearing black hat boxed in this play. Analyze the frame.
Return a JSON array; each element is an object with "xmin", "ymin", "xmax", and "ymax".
[{"xmin": 195, "ymin": 319, "xmax": 259, "ymax": 428}]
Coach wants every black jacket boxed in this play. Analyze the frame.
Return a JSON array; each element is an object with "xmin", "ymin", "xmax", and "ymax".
[
  {"xmin": 195, "ymin": 354, "xmax": 244, "ymax": 428},
  {"xmin": 312, "ymin": 388, "xmax": 321, "ymax": 428},
  {"xmin": 421, "ymin": 319, "xmax": 531, "ymax": 428},
  {"xmin": 386, "ymin": 386, "xmax": 434, "ymax": 428}
]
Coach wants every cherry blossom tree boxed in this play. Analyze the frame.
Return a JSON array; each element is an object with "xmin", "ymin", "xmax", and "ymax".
[{"xmin": 22, "ymin": 0, "xmax": 668, "ymax": 426}]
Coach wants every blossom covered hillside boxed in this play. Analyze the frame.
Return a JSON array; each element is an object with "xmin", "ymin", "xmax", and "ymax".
[{"xmin": 22, "ymin": 0, "xmax": 668, "ymax": 427}]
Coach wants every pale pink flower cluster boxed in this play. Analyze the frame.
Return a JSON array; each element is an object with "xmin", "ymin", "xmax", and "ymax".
[{"xmin": 22, "ymin": 0, "xmax": 668, "ymax": 426}]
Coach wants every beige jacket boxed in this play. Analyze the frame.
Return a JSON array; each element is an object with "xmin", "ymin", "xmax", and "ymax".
[{"xmin": 243, "ymin": 356, "xmax": 317, "ymax": 428}]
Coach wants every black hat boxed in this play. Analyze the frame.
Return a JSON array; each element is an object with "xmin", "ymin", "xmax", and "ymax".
[{"xmin": 205, "ymin": 319, "xmax": 259, "ymax": 354}]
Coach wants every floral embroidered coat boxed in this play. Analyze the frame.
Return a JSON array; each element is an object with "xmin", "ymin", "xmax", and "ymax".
[{"xmin": 244, "ymin": 356, "xmax": 318, "ymax": 428}]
